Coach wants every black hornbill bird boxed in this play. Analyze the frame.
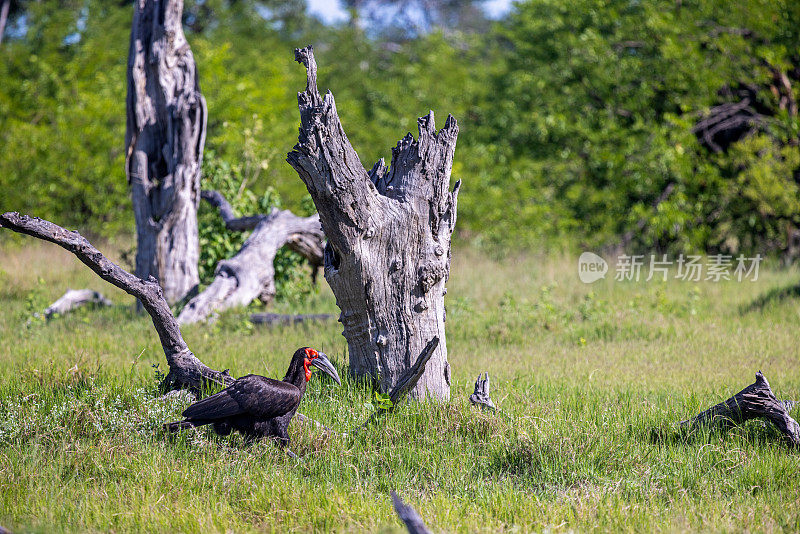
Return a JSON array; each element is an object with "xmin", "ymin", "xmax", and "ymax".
[{"xmin": 165, "ymin": 348, "xmax": 340, "ymax": 445}]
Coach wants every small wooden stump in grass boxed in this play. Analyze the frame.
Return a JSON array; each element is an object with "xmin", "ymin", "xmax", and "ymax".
[{"xmin": 470, "ymin": 372, "xmax": 496, "ymax": 411}]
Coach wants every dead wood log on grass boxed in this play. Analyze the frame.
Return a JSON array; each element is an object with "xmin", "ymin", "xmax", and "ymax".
[
  {"xmin": 200, "ymin": 190, "xmax": 325, "ymax": 269},
  {"xmin": 0, "ymin": 212, "xmax": 234, "ymax": 394},
  {"xmin": 38, "ymin": 289, "xmax": 112, "ymax": 319},
  {"xmin": 176, "ymin": 190, "xmax": 325, "ymax": 325},
  {"xmin": 680, "ymin": 371, "xmax": 800, "ymax": 446}
]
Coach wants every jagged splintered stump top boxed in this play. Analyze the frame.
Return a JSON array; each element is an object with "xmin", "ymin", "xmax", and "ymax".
[{"xmin": 287, "ymin": 45, "xmax": 460, "ymax": 401}]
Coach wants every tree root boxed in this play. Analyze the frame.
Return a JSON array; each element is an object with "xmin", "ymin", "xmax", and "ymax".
[{"xmin": 681, "ymin": 371, "xmax": 800, "ymax": 446}]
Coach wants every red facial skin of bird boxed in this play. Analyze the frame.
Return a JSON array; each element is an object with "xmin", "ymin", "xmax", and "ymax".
[{"xmin": 303, "ymin": 348, "xmax": 319, "ymax": 381}]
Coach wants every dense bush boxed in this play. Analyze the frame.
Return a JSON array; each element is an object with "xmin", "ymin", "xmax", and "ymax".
[{"xmin": 1, "ymin": 0, "xmax": 798, "ymax": 257}]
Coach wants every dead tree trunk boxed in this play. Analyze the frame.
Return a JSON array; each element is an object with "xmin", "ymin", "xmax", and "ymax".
[
  {"xmin": 176, "ymin": 190, "xmax": 324, "ymax": 324},
  {"xmin": 681, "ymin": 371, "xmax": 800, "ymax": 447},
  {"xmin": 287, "ymin": 46, "xmax": 460, "ymax": 401},
  {"xmin": 125, "ymin": 0, "xmax": 206, "ymax": 306},
  {"xmin": 0, "ymin": 0, "xmax": 10, "ymax": 45},
  {"xmin": 0, "ymin": 212, "xmax": 233, "ymax": 393}
]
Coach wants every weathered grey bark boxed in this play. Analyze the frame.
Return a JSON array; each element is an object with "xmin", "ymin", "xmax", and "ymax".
[
  {"xmin": 176, "ymin": 191, "xmax": 324, "ymax": 324},
  {"xmin": 39, "ymin": 289, "xmax": 112, "ymax": 319},
  {"xmin": 287, "ymin": 46, "xmax": 459, "ymax": 401},
  {"xmin": 391, "ymin": 491, "xmax": 432, "ymax": 534},
  {"xmin": 125, "ymin": 0, "xmax": 206, "ymax": 306},
  {"xmin": 681, "ymin": 371, "xmax": 800, "ymax": 446},
  {"xmin": 469, "ymin": 372, "xmax": 496, "ymax": 411},
  {"xmin": 0, "ymin": 212, "xmax": 234, "ymax": 393}
]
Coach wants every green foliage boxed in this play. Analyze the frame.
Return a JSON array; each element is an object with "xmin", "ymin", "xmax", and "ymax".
[
  {"xmin": 1, "ymin": 0, "xmax": 799, "ymax": 257},
  {"xmin": 0, "ymin": 0, "xmax": 131, "ymax": 234},
  {"xmin": 475, "ymin": 0, "xmax": 800, "ymax": 253},
  {"xmin": 371, "ymin": 390, "xmax": 394, "ymax": 411},
  {"xmin": 4, "ymin": 246, "xmax": 800, "ymax": 531}
]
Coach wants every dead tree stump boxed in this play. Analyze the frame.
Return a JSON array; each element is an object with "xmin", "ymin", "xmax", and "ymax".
[
  {"xmin": 125, "ymin": 0, "xmax": 206, "ymax": 305},
  {"xmin": 470, "ymin": 372, "xmax": 496, "ymax": 411},
  {"xmin": 287, "ymin": 46, "xmax": 460, "ymax": 401}
]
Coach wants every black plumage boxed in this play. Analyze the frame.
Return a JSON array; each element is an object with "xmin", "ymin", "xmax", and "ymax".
[{"xmin": 165, "ymin": 347, "xmax": 340, "ymax": 445}]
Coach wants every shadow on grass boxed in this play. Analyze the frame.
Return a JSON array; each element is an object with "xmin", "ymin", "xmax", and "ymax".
[{"xmin": 740, "ymin": 282, "xmax": 800, "ymax": 314}]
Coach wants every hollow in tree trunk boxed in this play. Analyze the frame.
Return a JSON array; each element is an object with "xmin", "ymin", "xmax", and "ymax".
[
  {"xmin": 125, "ymin": 0, "xmax": 206, "ymax": 305},
  {"xmin": 287, "ymin": 46, "xmax": 460, "ymax": 401}
]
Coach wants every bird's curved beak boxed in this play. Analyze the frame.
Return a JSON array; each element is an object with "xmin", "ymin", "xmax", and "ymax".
[{"xmin": 310, "ymin": 353, "xmax": 341, "ymax": 384}]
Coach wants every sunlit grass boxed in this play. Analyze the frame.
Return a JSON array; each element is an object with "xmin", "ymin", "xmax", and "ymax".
[{"xmin": 1, "ymin": 241, "xmax": 800, "ymax": 532}]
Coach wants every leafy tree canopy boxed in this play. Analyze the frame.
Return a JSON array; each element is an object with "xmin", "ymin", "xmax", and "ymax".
[{"xmin": 1, "ymin": 0, "xmax": 798, "ymax": 257}]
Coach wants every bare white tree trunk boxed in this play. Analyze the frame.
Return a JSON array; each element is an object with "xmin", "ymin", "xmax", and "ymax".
[
  {"xmin": 287, "ymin": 47, "xmax": 460, "ymax": 401},
  {"xmin": 0, "ymin": 0, "xmax": 10, "ymax": 45},
  {"xmin": 125, "ymin": 0, "xmax": 205, "ymax": 306}
]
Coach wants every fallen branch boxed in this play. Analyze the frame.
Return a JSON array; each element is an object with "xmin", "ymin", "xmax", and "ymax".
[
  {"xmin": 0, "ymin": 212, "xmax": 234, "ymax": 393},
  {"xmin": 692, "ymin": 97, "xmax": 765, "ymax": 153},
  {"xmin": 680, "ymin": 371, "xmax": 800, "ymax": 446},
  {"xmin": 391, "ymin": 491, "xmax": 432, "ymax": 534},
  {"xmin": 178, "ymin": 193, "xmax": 325, "ymax": 324},
  {"xmin": 469, "ymin": 372, "xmax": 496, "ymax": 411},
  {"xmin": 249, "ymin": 313, "xmax": 334, "ymax": 326},
  {"xmin": 388, "ymin": 336, "xmax": 440, "ymax": 406},
  {"xmin": 38, "ymin": 289, "xmax": 112, "ymax": 319},
  {"xmin": 201, "ymin": 189, "xmax": 324, "ymax": 264},
  {"xmin": 351, "ymin": 337, "xmax": 439, "ymax": 435}
]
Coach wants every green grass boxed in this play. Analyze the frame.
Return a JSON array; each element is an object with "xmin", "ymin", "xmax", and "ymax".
[{"xmin": 1, "ymin": 242, "xmax": 800, "ymax": 532}]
